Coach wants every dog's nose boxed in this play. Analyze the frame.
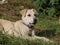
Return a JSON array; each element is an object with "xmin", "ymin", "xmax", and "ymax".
[{"xmin": 33, "ymin": 19, "xmax": 37, "ymax": 24}]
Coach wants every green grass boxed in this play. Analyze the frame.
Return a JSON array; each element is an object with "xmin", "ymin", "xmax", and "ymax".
[
  {"xmin": 35, "ymin": 18, "xmax": 60, "ymax": 34},
  {"xmin": 0, "ymin": 32, "xmax": 57, "ymax": 45}
]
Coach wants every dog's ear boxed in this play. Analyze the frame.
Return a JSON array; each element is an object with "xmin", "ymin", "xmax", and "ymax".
[
  {"xmin": 20, "ymin": 9, "xmax": 27, "ymax": 16},
  {"xmin": 33, "ymin": 9, "xmax": 38, "ymax": 15}
]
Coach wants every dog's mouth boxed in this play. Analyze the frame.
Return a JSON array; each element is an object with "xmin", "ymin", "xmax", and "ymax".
[
  {"xmin": 29, "ymin": 23, "xmax": 35, "ymax": 27},
  {"xmin": 29, "ymin": 23, "xmax": 34, "ymax": 26},
  {"xmin": 28, "ymin": 23, "xmax": 34, "ymax": 28},
  {"xmin": 29, "ymin": 19, "xmax": 37, "ymax": 27}
]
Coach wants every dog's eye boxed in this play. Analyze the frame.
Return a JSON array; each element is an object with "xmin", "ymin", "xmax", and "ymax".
[
  {"xmin": 28, "ymin": 14, "xmax": 31, "ymax": 17},
  {"xmin": 34, "ymin": 14, "xmax": 37, "ymax": 16}
]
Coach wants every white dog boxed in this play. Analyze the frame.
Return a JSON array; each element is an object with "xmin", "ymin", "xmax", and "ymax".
[{"xmin": 0, "ymin": 9, "xmax": 53, "ymax": 42}]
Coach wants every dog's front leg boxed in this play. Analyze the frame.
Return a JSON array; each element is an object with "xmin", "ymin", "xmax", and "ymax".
[
  {"xmin": 31, "ymin": 30, "xmax": 35, "ymax": 36},
  {"xmin": 33, "ymin": 36, "xmax": 52, "ymax": 42},
  {"xmin": 31, "ymin": 30, "xmax": 53, "ymax": 42}
]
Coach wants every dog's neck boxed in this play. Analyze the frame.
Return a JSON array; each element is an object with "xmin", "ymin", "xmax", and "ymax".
[
  {"xmin": 22, "ymin": 22, "xmax": 30, "ymax": 28},
  {"xmin": 22, "ymin": 22, "xmax": 34, "ymax": 36},
  {"xmin": 22, "ymin": 22, "xmax": 34, "ymax": 29}
]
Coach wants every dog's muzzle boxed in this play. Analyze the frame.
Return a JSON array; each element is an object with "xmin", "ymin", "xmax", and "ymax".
[
  {"xmin": 29, "ymin": 19, "xmax": 37, "ymax": 26},
  {"xmin": 22, "ymin": 19, "xmax": 37, "ymax": 28}
]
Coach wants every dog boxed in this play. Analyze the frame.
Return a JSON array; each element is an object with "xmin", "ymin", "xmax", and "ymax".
[{"xmin": 0, "ymin": 9, "xmax": 53, "ymax": 42}]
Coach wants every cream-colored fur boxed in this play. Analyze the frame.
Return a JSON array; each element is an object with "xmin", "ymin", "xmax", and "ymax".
[
  {"xmin": 0, "ymin": 9, "xmax": 53, "ymax": 42},
  {"xmin": 0, "ymin": 19, "xmax": 30, "ymax": 37},
  {"xmin": 0, "ymin": 0, "xmax": 7, "ymax": 4}
]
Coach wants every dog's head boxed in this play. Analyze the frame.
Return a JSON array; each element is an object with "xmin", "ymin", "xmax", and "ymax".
[{"xmin": 20, "ymin": 9, "xmax": 38, "ymax": 27}]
